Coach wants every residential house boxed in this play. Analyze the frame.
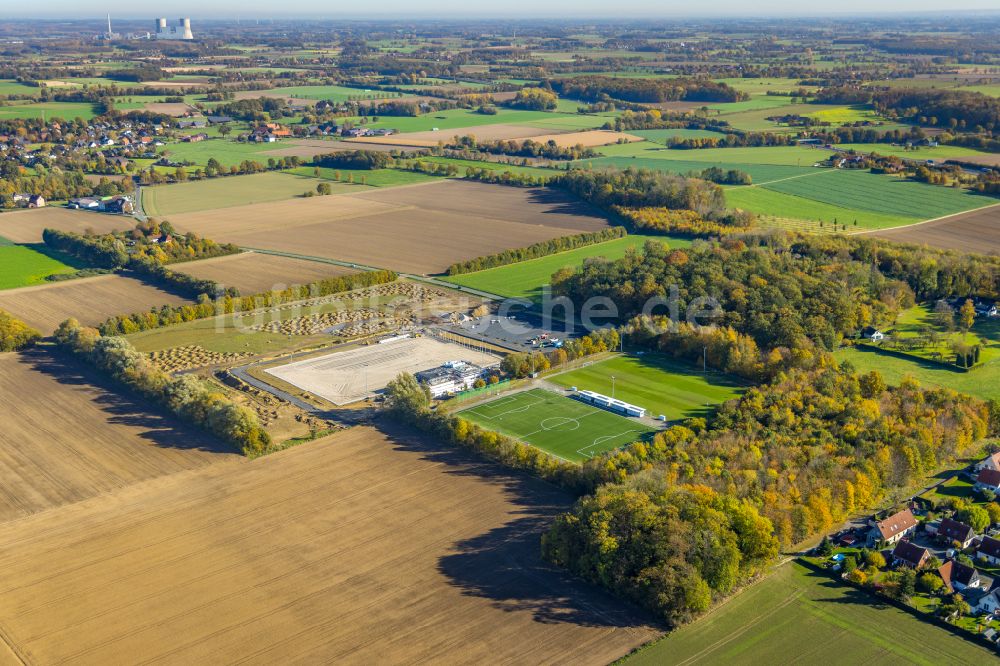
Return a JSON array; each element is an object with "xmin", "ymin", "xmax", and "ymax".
[
  {"xmin": 181, "ymin": 133, "xmax": 208, "ymax": 143},
  {"xmin": 979, "ymin": 536, "xmax": 1000, "ymax": 566},
  {"xmin": 27, "ymin": 194, "xmax": 44, "ymax": 208},
  {"xmin": 67, "ymin": 197, "xmax": 101, "ymax": 210},
  {"xmin": 937, "ymin": 517, "xmax": 977, "ymax": 549},
  {"xmin": 103, "ymin": 196, "xmax": 133, "ymax": 215},
  {"xmin": 868, "ymin": 508, "xmax": 918, "ymax": 546},
  {"xmin": 941, "ymin": 560, "xmax": 983, "ymax": 592},
  {"xmin": 891, "ymin": 540, "xmax": 930, "ymax": 569},
  {"xmin": 976, "ymin": 469, "xmax": 1000, "ymax": 494},
  {"xmin": 977, "ymin": 452, "xmax": 1000, "ymax": 473},
  {"xmin": 861, "ymin": 326, "xmax": 884, "ymax": 342}
]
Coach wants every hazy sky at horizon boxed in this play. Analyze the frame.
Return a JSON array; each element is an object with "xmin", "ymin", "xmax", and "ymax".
[{"xmin": 6, "ymin": 1, "xmax": 1000, "ymax": 19}]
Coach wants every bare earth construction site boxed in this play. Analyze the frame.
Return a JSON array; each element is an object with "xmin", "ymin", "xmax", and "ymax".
[{"xmin": 265, "ymin": 336, "xmax": 500, "ymax": 405}]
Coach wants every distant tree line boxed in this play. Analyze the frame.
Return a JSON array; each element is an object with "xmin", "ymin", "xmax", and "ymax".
[
  {"xmin": 552, "ymin": 75, "xmax": 746, "ymax": 104},
  {"xmin": 615, "ymin": 206, "xmax": 753, "ymax": 237},
  {"xmin": 313, "ymin": 150, "xmax": 393, "ymax": 170},
  {"xmin": 447, "ymin": 135, "xmax": 599, "ymax": 161},
  {"xmin": 444, "ymin": 227, "xmax": 626, "ymax": 275}
]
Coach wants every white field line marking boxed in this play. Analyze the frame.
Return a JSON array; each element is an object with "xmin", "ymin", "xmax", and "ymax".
[
  {"xmin": 577, "ymin": 430, "xmax": 643, "ymax": 458},
  {"xmin": 730, "ymin": 167, "xmax": 836, "ymax": 190},
  {"xmin": 519, "ymin": 409, "xmax": 604, "ymax": 440},
  {"xmin": 470, "ymin": 393, "xmax": 545, "ymax": 421}
]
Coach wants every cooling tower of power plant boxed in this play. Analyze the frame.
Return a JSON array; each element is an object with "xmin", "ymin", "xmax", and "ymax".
[{"xmin": 154, "ymin": 18, "xmax": 193, "ymax": 40}]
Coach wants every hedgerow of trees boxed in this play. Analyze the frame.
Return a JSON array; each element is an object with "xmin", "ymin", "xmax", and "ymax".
[
  {"xmin": 614, "ymin": 207, "xmax": 753, "ymax": 237},
  {"xmin": 444, "ymin": 227, "xmax": 625, "ymax": 275},
  {"xmin": 54, "ymin": 318, "xmax": 272, "ymax": 456},
  {"xmin": 0, "ymin": 309, "xmax": 41, "ymax": 352},
  {"xmin": 313, "ymin": 150, "xmax": 393, "ymax": 170},
  {"xmin": 98, "ymin": 269, "xmax": 398, "ymax": 336}
]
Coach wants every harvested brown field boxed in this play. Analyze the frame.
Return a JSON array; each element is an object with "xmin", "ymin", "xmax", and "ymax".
[
  {"xmin": 171, "ymin": 252, "xmax": 355, "ymax": 294},
  {"xmin": 521, "ymin": 129, "xmax": 642, "ymax": 147},
  {"xmin": 870, "ymin": 203, "xmax": 1000, "ymax": 255},
  {"xmin": 320, "ymin": 140, "xmax": 416, "ymax": 153},
  {"xmin": 945, "ymin": 154, "xmax": 1000, "ymax": 167},
  {"xmin": 143, "ymin": 101, "xmax": 195, "ymax": 116},
  {"xmin": 168, "ymin": 194, "xmax": 405, "ymax": 237},
  {"xmin": 259, "ymin": 139, "xmax": 358, "ymax": 159},
  {"xmin": 0, "ymin": 207, "xmax": 131, "ymax": 244},
  {"xmin": 0, "ymin": 273, "xmax": 189, "ymax": 332},
  {"xmin": 170, "ymin": 180, "xmax": 611, "ymax": 274},
  {"xmin": 0, "ymin": 425, "xmax": 657, "ymax": 663},
  {"xmin": 354, "ymin": 179, "xmax": 610, "ymax": 231},
  {"xmin": 0, "ymin": 350, "xmax": 237, "ymax": 523},
  {"xmin": 352, "ymin": 123, "xmax": 559, "ymax": 146}
]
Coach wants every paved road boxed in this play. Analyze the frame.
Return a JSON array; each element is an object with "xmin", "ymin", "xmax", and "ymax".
[{"xmin": 132, "ymin": 182, "xmax": 147, "ymax": 221}]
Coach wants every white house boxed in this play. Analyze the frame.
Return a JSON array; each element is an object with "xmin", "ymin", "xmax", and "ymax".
[
  {"xmin": 977, "ymin": 452, "xmax": 1000, "ymax": 473},
  {"xmin": 979, "ymin": 537, "xmax": 1000, "ymax": 567},
  {"xmin": 861, "ymin": 326, "xmax": 884, "ymax": 342},
  {"xmin": 976, "ymin": 469, "xmax": 1000, "ymax": 494}
]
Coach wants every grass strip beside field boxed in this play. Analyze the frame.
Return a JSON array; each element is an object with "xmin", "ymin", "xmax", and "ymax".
[
  {"xmin": 440, "ymin": 235, "xmax": 687, "ymax": 302},
  {"xmin": 625, "ymin": 560, "xmax": 995, "ymax": 665},
  {"xmin": 0, "ymin": 244, "xmax": 88, "ymax": 290}
]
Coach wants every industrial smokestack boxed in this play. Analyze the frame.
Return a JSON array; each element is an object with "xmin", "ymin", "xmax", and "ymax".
[{"xmin": 179, "ymin": 18, "xmax": 193, "ymax": 40}]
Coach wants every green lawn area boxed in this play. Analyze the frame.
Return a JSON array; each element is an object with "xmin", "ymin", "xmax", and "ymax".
[
  {"xmin": 707, "ymin": 95, "xmax": 793, "ymax": 114},
  {"xmin": 834, "ymin": 346, "xmax": 1000, "ymax": 401},
  {"xmin": 0, "ymin": 79, "xmax": 42, "ymax": 96},
  {"xmin": 141, "ymin": 172, "xmax": 346, "ymax": 216},
  {"xmin": 922, "ymin": 475, "xmax": 977, "ymax": 506},
  {"xmin": 725, "ymin": 184, "xmax": 921, "ymax": 231},
  {"xmin": 0, "ymin": 101, "xmax": 97, "ymax": 121},
  {"xmin": 596, "ymin": 143, "xmax": 822, "ymax": 166},
  {"xmin": 802, "ymin": 104, "xmax": 881, "ymax": 124},
  {"xmin": 760, "ymin": 168, "xmax": 996, "ymax": 221},
  {"xmin": 714, "ymin": 77, "xmax": 820, "ymax": 94},
  {"xmin": 0, "ymin": 243, "xmax": 87, "ymax": 290},
  {"xmin": 625, "ymin": 561, "xmax": 996, "ymax": 665},
  {"xmin": 576, "ymin": 154, "xmax": 815, "ymax": 186},
  {"xmin": 836, "ymin": 143, "xmax": 997, "ymax": 161},
  {"xmin": 548, "ymin": 353, "xmax": 745, "ymax": 423},
  {"xmin": 457, "ymin": 388, "xmax": 656, "ymax": 463},
  {"xmin": 836, "ymin": 304, "xmax": 1000, "ymax": 399},
  {"xmin": 159, "ymin": 138, "xmax": 292, "ymax": 167},
  {"xmin": 441, "ymin": 234, "xmax": 689, "ymax": 302},
  {"xmin": 870, "ymin": 303, "xmax": 999, "ymax": 368},
  {"xmin": 289, "ymin": 165, "xmax": 439, "ymax": 187}
]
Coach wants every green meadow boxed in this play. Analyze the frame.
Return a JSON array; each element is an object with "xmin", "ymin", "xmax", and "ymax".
[{"xmin": 441, "ymin": 234, "xmax": 689, "ymax": 301}]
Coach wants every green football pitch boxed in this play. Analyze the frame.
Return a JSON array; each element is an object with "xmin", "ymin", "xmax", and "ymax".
[{"xmin": 457, "ymin": 388, "xmax": 656, "ymax": 463}]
